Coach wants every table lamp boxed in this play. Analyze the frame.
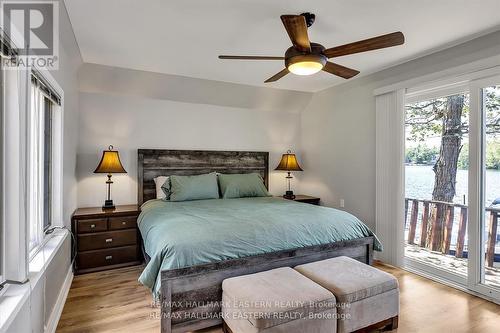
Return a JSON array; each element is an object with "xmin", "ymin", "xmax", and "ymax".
[
  {"xmin": 275, "ymin": 150, "xmax": 303, "ymax": 199},
  {"xmin": 94, "ymin": 145, "xmax": 127, "ymax": 209}
]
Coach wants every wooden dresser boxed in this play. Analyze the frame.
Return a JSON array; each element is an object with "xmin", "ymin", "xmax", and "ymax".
[{"xmin": 72, "ymin": 204, "xmax": 141, "ymax": 274}]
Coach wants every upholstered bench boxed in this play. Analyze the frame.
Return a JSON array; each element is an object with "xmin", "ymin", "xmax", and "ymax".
[
  {"xmin": 221, "ymin": 267, "xmax": 337, "ymax": 333},
  {"xmin": 295, "ymin": 256, "xmax": 399, "ymax": 333}
]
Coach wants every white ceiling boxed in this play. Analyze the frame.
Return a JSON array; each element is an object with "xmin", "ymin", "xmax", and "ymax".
[{"xmin": 64, "ymin": 0, "xmax": 500, "ymax": 92}]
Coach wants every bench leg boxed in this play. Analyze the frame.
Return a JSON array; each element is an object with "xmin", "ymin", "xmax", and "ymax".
[
  {"xmin": 352, "ymin": 315, "xmax": 399, "ymax": 333},
  {"xmin": 222, "ymin": 322, "xmax": 233, "ymax": 333},
  {"xmin": 388, "ymin": 315, "xmax": 399, "ymax": 330}
]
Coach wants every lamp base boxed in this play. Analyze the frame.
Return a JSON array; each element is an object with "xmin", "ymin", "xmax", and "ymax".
[
  {"xmin": 102, "ymin": 200, "xmax": 115, "ymax": 210},
  {"xmin": 283, "ymin": 191, "xmax": 296, "ymax": 200}
]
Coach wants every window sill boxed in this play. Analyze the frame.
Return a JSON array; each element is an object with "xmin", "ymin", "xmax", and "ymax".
[
  {"xmin": 0, "ymin": 229, "xmax": 69, "ymax": 331},
  {"xmin": 28, "ymin": 228, "xmax": 69, "ymax": 288}
]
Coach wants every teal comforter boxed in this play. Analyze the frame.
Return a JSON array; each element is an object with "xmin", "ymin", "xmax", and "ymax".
[{"xmin": 138, "ymin": 197, "xmax": 381, "ymax": 297}]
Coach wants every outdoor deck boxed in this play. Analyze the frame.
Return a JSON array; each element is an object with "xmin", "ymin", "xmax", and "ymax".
[
  {"xmin": 405, "ymin": 244, "xmax": 500, "ymax": 287},
  {"xmin": 404, "ymin": 198, "xmax": 500, "ymax": 287}
]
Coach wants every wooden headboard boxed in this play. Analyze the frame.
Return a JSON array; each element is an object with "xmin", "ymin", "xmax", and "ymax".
[{"xmin": 137, "ymin": 149, "xmax": 269, "ymax": 205}]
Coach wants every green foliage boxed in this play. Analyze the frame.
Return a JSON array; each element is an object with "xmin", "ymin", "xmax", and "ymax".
[
  {"xmin": 406, "ymin": 145, "xmax": 439, "ymax": 165},
  {"xmin": 486, "ymin": 141, "xmax": 500, "ymax": 170},
  {"xmin": 405, "ymin": 96, "xmax": 470, "ymax": 142},
  {"xmin": 405, "ymin": 88, "xmax": 500, "ymax": 172},
  {"xmin": 485, "ymin": 86, "xmax": 500, "ymax": 136},
  {"xmin": 405, "ymin": 87, "xmax": 500, "ymax": 141},
  {"xmin": 457, "ymin": 141, "xmax": 500, "ymax": 170}
]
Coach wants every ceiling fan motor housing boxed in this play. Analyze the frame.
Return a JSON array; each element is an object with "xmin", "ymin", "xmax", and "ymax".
[
  {"xmin": 285, "ymin": 43, "xmax": 327, "ymax": 69},
  {"xmin": 300, "ymin": 12, "xmax": 316, "ymax": 27}
]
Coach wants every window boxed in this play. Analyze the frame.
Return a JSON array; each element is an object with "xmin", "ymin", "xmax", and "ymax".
[
  {"xmin": 0, "ymin": 51, "xmax": 63, "ymax": 285},
  {"xmin": 28, "ymin": 74, "xmax": 59, "ymax": 255},
  {"xmin": 0, "ymin": 57, "xmax": 4, "ymax": 288},
  {"xmin": 0, "ymin": 28, "xmax": 65, "ymax": 284},
  {"xmin": 375, "ymin": 70, "xmax": 500, "ymax": 302},
  {"xmin": 43, "ymin": 98, "xmax": 52, "ymax": 232},
  {"xmin": 404, "ymin": 90, "xmax": 471, "ymax": 281}
]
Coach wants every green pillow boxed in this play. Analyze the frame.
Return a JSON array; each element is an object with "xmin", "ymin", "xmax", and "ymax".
[
  {"xmin": 169, "ymin": 173, "xmax": 219, "ymax": 202},
  {"xmin": 218, "ymin": 173, "xmax": 271, "ymax": 199}
]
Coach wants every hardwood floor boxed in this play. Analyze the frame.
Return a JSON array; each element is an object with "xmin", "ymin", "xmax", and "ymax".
[{"xmin": 57, "ymin": 263, "xmax": 500, "ymax": 333}]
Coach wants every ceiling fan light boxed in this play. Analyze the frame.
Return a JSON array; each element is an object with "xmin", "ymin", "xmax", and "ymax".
[
  {"xmin": 286, "ymin": 53, "xmax": 327, "ymax": 76},
  {"xmin": 288, "ymin": 61, "xmax": 323, "ymax": 75}
]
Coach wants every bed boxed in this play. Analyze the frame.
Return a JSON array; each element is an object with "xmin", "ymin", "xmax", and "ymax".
[{"xmin": 137, "ymin": 149, "xmax": 380, "ymax": 333}]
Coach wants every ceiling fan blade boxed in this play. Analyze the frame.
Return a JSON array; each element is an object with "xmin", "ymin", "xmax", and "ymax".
[
  {"xmin": 280, "ymin": 15, "xmax": 311, "ymax": 52},
  {"xmin": 322, "ymin": 62, "xmax": 360, "ymax": 79},
  {"xmin": 264, "ymin": 68, "xmax": 289, "ymax": 83},
  {"xmin": 219, "ymin": 55, "xmax": 285, "ymax": 60},
  {"xmin": 324, "ymin": 32, "xmax": 405, "ymax": 58}
]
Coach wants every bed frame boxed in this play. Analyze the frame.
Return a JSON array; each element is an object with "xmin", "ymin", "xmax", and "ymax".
[{"xmin": 137, "ymin": 149, "xmax": 375, "ymax": 333}]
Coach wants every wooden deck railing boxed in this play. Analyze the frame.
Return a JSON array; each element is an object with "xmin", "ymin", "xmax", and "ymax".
[{"xmin": 405, "ymin": 198, "xmax": 499, "ymax": 267}]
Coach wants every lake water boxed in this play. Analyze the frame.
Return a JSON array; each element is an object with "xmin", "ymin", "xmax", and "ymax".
[{"xmin": 405, "ymin": 165, "xmax": 500, "ymax": 206}]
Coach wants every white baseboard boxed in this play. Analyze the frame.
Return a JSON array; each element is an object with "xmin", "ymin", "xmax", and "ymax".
[{"xmin": 45, "ymin": 266, "xmax": 73, "ymax": 333}]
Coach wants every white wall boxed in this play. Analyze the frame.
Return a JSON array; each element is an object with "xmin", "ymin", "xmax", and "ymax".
[
  {"xmin": 77, "ymin": 64, "xmax": 312, "ymax": 207},
  {"xmin": 300, "ymin": 30, "xmax": 500, "ymax": 230},
  {"xmin": 50, "ymin": 2, "xmax": 83, "ymax": 226}
]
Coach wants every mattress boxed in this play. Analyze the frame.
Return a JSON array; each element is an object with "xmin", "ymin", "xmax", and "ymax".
[{"xmin": 137, "ymin": 197, "xmax": 381, "ymax": 297}]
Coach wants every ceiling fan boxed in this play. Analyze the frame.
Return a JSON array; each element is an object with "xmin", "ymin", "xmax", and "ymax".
[{"xmin": 219, "ymin": 13, "xmax": 405, "ymax": 83}]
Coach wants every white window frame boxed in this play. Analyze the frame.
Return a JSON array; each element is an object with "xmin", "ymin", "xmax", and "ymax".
[
  {"xmin": 27, "ymin": 71, "xmax": 64, "ymax": 260},
  {"xmin": 1, "ymin": 62, "xmax": 64, "ymax": 284},
  {"xmin": 403, "ymin": 84, "xmax": 471, "ymax": 287},
  {"xmin": 0, "ymin": 59, "xmax": 3, "ymax": 288},
  {"xmin": 468, "ymin": 74, "xmax": 500, "ymax": 302}
]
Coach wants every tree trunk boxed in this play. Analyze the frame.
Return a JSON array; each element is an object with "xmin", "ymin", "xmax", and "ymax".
[{"xmin": 426, "ymin": 95, "xmax": 464, "ymax": 251}]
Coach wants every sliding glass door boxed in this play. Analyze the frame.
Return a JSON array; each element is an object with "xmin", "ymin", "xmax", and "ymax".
[
  {"xmin": 403, "ymin": 75, "xmax": 500, "ymax": 302},
  {"xmin": 404, "ymin": 89, "xmax": 470, "ymax": 284},
  {"xmin": 468, "ymin": 77, "xmax": 500, "ymax": 300},
  {"xmin": 481, "ymin": 84, "xmax": 500, "ymax": 289}
]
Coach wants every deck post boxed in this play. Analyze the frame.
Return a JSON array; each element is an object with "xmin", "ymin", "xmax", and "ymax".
[
  {"xmin": 455, "ymin": 207, "xmax": 467, "ymax": 258},
  {"xmin": 420, "ymin": 201, "xmax": 430, "ymax": 247},
  {"xmin": 442, "ymin": 205, "xmax": 454, "ymax": 254},
  {"xmin": 486, "ymin": 210, "xmax": 498, "ymax": 268},
  {"xmin": 405, "ymin": 199, "xmax": 409, "ymax": 226},
  {"xmin": 408, "ymin": 200, "xmax": 419, "ymax": 245},
  {"xmin": 429, "ymin": 203, "xmax": 445, "ymax": 251}
]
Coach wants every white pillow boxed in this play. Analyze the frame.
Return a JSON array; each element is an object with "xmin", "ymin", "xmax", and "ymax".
[{"xmin": 153, "ymin": 176, "xmax": 169, "ymax": 199}]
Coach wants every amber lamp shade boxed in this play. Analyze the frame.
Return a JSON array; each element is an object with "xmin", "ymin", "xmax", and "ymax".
[
  {"xmin": 94, "ymin": 145, "xmax": 126, "ymax": 209},
  {"xmin": 275, "ymin": 150, "xmax": 303, "ymax": 199}
]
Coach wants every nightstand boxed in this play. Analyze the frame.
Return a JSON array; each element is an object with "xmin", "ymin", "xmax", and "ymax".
[
  {"xmin": 71, "ymin": 204, "xmax": 141, "ymax": 274},
  {"xmin": 283, "ymin": 195, "xmax": 320, "ymax": 205}
]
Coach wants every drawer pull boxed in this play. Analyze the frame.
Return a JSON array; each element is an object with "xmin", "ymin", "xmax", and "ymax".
[
  {"xmin": 122, "ymin": 221, "xmax": 127, "ymax": 225},
  {"xmin": 105, "ymin": 255, "xmax": 113, "ymax": 260},
  {"xmin": 105, "ymin": 238, "xmax": 113, "ymax": 243},
  {"xmin": 90, "ymin": 224, "xmax": 96, "ymax": 229}
]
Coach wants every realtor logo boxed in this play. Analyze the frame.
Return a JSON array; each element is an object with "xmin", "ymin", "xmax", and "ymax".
[{"xmin": 1, "ymin": 0, "xmax": 59, "ymax": 69}]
